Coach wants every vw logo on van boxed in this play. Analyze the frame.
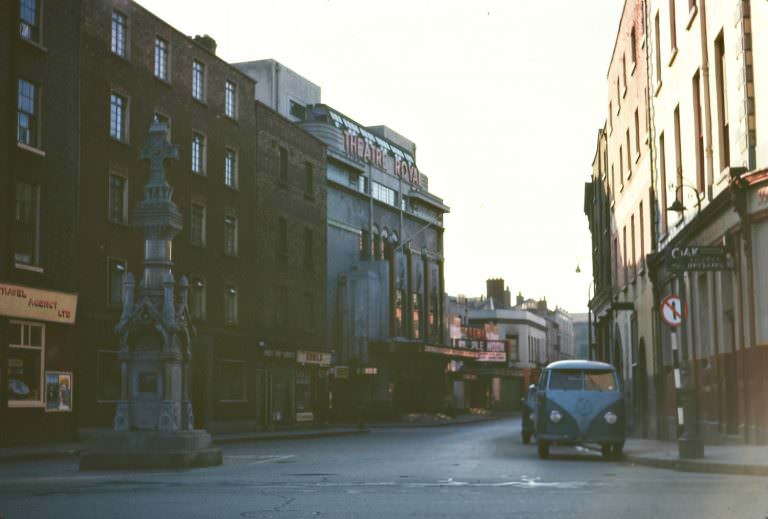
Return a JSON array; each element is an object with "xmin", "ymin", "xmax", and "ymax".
[{"xmin": 576, "ymin": 398, "xmax": 593, "ymax": 416}]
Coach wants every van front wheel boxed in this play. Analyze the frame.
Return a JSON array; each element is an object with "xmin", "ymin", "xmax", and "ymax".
[
  {"xmin": 537, "ymin": 441, "xmax": 550, "ymax": 459},
  {"xmin": 601, "ymin": 443, "xmax": 623, "ymax": 460}
]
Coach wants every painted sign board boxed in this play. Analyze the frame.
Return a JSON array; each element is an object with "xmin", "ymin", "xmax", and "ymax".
[
  {"xmin": 0, "ymin": 283, "xmax": 78, "ymax": 324},
  {"xmin": 661, "ymin": 295, "xmax": 686, "ymax": 327},
  {"xmin": 423, "ymin": 345, "xmax": 479, "ymax": 359},
  {"xmin": 668, "ymin": 246, "xmax": 730, "ymax": 272},
  {"xmin": 297, "ymin": 350, "xmax": 332, "ymax": 367}
]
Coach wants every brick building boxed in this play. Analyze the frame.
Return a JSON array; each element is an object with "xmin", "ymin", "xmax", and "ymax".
[
  {"xmin": 1, "ymin": 0, "xmax": 329, "ymax": 444},
  {"xmin": 1, "ymin": 0, "xmax": 82, "ymax": 444}
]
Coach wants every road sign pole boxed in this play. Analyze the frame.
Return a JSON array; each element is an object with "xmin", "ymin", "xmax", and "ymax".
[{"xmin": 674, "ymin": 275, "xmax": 704, "ymax": 459}]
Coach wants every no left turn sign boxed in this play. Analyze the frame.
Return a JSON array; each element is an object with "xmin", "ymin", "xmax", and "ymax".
[{"xmin": 661, "ymin": 295, "xmax": 686, "ymax": 327}]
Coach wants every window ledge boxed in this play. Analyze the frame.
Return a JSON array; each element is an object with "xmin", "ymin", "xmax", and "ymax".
[
  {"xmin": 619, "ymin": 184, "xmax": 624, "ymax": 193},
  {"xmin": 630, "ymin": 62, "xmax": 637, "ymax": 76},
  {"xmin": 191, "ymin": 170, "xmax": 207, "ymax": 178},
  {"xmin": 15, "ymin": 263, "xmax": 44, "ymax": 273},
  {"xmin": 19, "ymin": 36, "xmax": 48, "ymax": 53},
  {"xmin": 655, "ymin": 80, "xmax": 663, "ymax": 97},
  {"xmin": 225, "ymin": 184, "xmax": 239, "ymax": 191},
  {"xmin": 304, "ymin": 193, "xmax": 315, "ymax": 202},
  {"xmin": 224, "ymin": 114, "xmax": 239, "ymax": 124},
  {"xmin": 218, "ymin": 399, "xmax": 248, "ymax": 404},
  {"xmin": 110, "ymin": 136, "xmax": 131, "ymax": 146},
  {"xmin": 192, "ymin": 96, "xmax": 208, "ymax": 107},
  {"xmin": 634, "ymin": 152, "xmax": 641, "ymax": 164},
  {"xmin": 278, "ymin": 180, "xmax": 289, "ymax": 189},
  {"xmin": 110, "ymin": 52, "xmax": 130, "ymax": 63},
  {"xmin": 108, "ymin": 219, "xmax": 130, "ymax": 228},
  {"xmin": 17, "ymin": 142, "xmax": 45, "ymax": 157},
  {"xmin": 686, "ymin": 5, "xmax": 698, "ymax": 30},
  {"xmin": 622, "ymin": 86, "xmax": 627, "ymax": 99},
  {"xmin": 8, "ymin": 401, "xmax": 45, "ymax": 408},
  {"xmin": 154, "ymin": 75, "xmax": 172, "ymax": 87},
  {"xmin": 668, "ymin": 47, "xmax": 678, "ymax": 67}
]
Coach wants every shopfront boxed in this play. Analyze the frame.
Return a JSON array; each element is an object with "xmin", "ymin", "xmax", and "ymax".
[
  {"xmin": 0, "ymin": 283, "xmax": 78, "ymax": 445},
  {"xmin": 263, "ymin": 349, "xmax": 331, "ymax": 427}
]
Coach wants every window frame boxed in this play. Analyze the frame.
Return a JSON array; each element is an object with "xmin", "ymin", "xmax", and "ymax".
[
  {"xmin": 223, "ymin": 213, "xmax": 239, "ymax": 257},
  {"xmin": 153, "ymin": 35, "xmax": 170, "ymax": 82},
  {"xmin": 109, "ymin": 91, "xmax": 129, "ymax": 143},
  {"xmin": 17, "ymin": 78, "xmax": 40, "ymax": 150},
  {"xmin": 110, "ymin": 9, "xmax": 128, "ymax": 58},
  {"xmin": 224, "ymin": 147, "xmax": 238, "ymax": 189},
  {"xmin": 18, "ymin": 0, "xmax": 42, "ymax": 45},
  {"xmin": 224, "ymin": 286, "xmax": 239, "ymax": 326},
  {"xmin": 8, "ymin": 320, "xmax": 45, "ymax": 407},
  {"xmin": 14, "ymin": 181, "xmax": 41, "ymax": 269},
  {"xmin": 190, "ymin": 201, "xmax": 207, "ymax": 247},
  {"xmin": 224, "ymin": 80, "xmax": 237, "ymax": 119},
  {"xmin": 189, "ymin": 277, "xmax": 207, "ymax": 321},
  {"xmin": 192, "ymin": 60, "xmax": 206, "ymax": 102},
  {"xmin": 191, "ymin": 131, "xmax": 206, "ymax": 175},
  {"xmin": 107, "ymin": 257, "xmax": 127, "ymax": 308},
  {"xmin": 107, "ymin": 172, "xmax": 129, "ymax": 224}
]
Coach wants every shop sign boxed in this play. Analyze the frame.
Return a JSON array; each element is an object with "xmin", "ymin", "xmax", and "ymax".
[
  {"xmin": 333, "ymin": 366, "xmax": 349, "ymax": 379},
  {"xmin": 45, "ymin": 371, "xmax": 73, "ymax": 413},
  {"xmin": 478, "ymin": 352, "xmax": 507, "ymax": 362},
  {"xmin": 296, "ymin": 412, "xmax": 314, "ymax": 422},
  {"xmin": 0, "ymin": 283, "xmax": 78, "ymax": 324},
  {"xmin": 297, "ymin": 350, "xmax": 332, "ymax": 366},
  {"xmin": 423, "ymin": 345, "xmax": 479, "ymax": 359},
  {"xmin": 668, "ymin": 246, "xmax": 730, "ymax": 272}
]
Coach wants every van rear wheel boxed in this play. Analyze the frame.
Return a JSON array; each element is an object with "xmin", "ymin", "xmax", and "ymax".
[{"xmin": 537, "ymin": 441, "xmax": 550, "ymax": 459}]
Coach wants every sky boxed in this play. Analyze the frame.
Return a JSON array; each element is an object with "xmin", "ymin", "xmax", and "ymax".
[{"xmin": 138, "ymin": 0, "xmax": 625, "ymax": 313}]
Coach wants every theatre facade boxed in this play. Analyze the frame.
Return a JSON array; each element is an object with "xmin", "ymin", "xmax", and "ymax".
[{"xmin": 299, "ymin": 105, "xmax": 453, "ymax": 418}]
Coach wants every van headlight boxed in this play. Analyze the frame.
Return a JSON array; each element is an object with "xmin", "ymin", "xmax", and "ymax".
[
  {"xmin": 549, "ymin": 410, "xmax": 562, "ymax": 423},
  {"xmin": 604, "ymin": 411, "xmax": 618, "ymax": 425}
]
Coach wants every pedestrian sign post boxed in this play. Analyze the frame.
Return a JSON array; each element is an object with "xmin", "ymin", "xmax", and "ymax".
[{"xmin": 661, "ymin": 295, "xmax": 685, "ymax": 327}]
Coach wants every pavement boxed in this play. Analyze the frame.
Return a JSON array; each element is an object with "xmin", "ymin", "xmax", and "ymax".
[
  {"xmin": 1, "ymin": 417, "xmax": 766, "ymax": 519},
  {"xmin": 616, "ymin": 437, "xmax": 768, "ymax": 476}
]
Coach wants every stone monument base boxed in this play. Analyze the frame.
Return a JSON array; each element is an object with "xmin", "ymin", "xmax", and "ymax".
[{"xmin": 79, "ymin": 430, "xmax": 222, "ymax": 470}]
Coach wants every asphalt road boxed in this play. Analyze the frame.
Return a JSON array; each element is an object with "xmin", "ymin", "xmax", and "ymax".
[{"xmin": 1, "ymin": 418, "xmax": 767, "ymax": 519}]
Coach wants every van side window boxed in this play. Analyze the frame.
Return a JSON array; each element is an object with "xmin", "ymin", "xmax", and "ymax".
[{"xmin": 537, "ymin": 371, "xmax": 548, "ymax": 390}]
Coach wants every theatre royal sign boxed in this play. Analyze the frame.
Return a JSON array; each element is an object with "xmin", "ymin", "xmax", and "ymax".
[
  {"xmin": 0, "ymin": 283, "xmax": 78, "ymax": 324},
  {"xmin": 329, "ymin": 109, "xmax": 421, "ymax": 186}
]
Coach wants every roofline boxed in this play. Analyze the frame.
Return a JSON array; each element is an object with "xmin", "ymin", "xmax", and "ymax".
[
  {"xmin": 606, "ymin": 0, "xmax": 631, "ymax": 78},
  {"xmin": 131, "ymin": 0, "xmax": 256, "ymax": 86}
]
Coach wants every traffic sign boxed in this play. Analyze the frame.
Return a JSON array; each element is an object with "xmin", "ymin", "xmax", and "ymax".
[{"xmin": 661, "ymin": 295, "xmax": 686, "ymax": 327}]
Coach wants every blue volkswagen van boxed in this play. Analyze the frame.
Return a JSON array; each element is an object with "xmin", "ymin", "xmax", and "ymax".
[{"xmin": 535, "ymin": 360, "xmax": 624, "ymax": 460}]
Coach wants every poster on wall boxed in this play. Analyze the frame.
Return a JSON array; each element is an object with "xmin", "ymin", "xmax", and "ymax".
[{"xmin": 45, "ymin": 372, "xmax": 73, "ymax": 412}]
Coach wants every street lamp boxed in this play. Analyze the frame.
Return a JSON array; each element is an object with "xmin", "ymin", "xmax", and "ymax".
[{"xmin": 667, "ymin": 183, "xmax": 705, "ymax": 214}]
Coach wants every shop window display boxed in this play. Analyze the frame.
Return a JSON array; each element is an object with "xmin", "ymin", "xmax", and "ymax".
[{"xmin": 8, "ymin": 321, "xmax": 44, "ymax": 404}]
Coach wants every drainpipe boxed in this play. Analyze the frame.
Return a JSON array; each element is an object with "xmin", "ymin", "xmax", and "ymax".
[{"xmin": 699, "ymin": 0, "xmax": 715, "ymax": 197}]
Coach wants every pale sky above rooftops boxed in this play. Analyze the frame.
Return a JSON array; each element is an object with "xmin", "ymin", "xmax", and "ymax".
[{"xmin": 137, "ymin": 0, "xmax": 625, "ymax": 312}]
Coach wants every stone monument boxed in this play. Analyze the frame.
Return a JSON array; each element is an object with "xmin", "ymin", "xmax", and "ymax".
[{"xmin": 80, "ymin": 121, "xmax": 222, "ymax": 469}]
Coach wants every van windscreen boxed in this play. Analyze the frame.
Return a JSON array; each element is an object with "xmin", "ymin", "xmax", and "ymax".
[
  {"xmin": 583, "ymin": 370, "xmax": 617, "ymax": 392},
  {"xmin": 548, "ymin": 370, "xmax": 582, "ymax": 390}
]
